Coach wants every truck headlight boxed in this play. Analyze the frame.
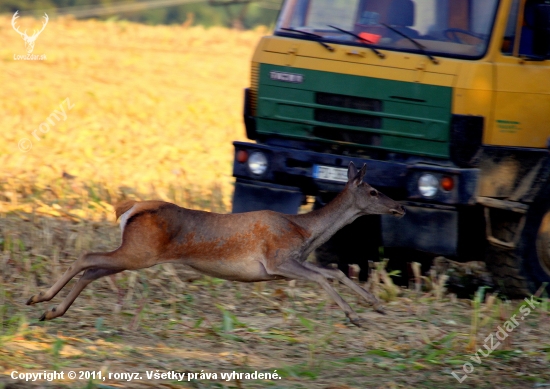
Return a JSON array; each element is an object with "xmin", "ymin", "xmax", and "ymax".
[
  {"xmin": 248, "ymin": 152, "xmax": 268, "ymax": 175},
  {"xmin": 418, "ymin": 174, "xmax": 438, "ymax": 197}
]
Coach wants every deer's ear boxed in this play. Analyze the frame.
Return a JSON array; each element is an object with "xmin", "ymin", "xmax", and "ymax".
[
  {"xmin": 358, "ymin": 164, "xmax": 367, "ymax": 182},
  {"xmin": 347, "ymin": 162, "xmax": 358, "ymax": 182}
]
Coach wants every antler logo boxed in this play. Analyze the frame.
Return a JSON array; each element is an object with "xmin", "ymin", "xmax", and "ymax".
[{"xmin": 12, "ymin": 11, "xmax": 48, "ymax": 54}]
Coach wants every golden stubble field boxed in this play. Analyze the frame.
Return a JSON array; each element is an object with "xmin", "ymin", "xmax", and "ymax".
[
  {"xmin": 1, "ymin": 14, "xmax": 265, "ymax": 219},
  {"xmin": 1, "ymin": 15, "xmax": 550, "ymax": 389}
]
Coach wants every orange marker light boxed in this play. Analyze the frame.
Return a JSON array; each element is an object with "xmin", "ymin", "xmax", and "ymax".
[
  {"xmin": 441, "ymin": 176, "xmax": 454, "ymax": 191},
  {"xmin": 359, "ymin": 32, "xmax": 382, "ymax": 44},
  {"xmin": 236, "ymin": 150, "xmax": 248, "ymax": 163}
]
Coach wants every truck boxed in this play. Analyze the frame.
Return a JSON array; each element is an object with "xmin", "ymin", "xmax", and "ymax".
[{"xmin": 231, "ymin": 0, "xmax": 550, "ymax": 297}]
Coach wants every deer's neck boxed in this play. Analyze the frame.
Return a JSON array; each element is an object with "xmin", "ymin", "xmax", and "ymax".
[{"xmin": 295, "ymin": 189, "xmax": 360, "ymax": 254}]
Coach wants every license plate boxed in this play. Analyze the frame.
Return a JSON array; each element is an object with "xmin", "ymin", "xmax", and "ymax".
[{"xmin": 313, "ymin": 165, "xmax": 348, "ymax": 183}]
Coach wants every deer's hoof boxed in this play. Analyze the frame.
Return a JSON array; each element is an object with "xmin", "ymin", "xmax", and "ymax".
[
  {"xmin": 374, "ymin": 306, "xmax": 386, "ymax": 315},
  {"xmin": 347, "ymin": 315, "xmax": 367, "ymax": 328},
  {"xmin": 27, "ymin": 292, "xmax": 45, "ymax": 305},
  {"xmin": 39, "ymin": 307, "xmax": 58, "ymax": 321}
]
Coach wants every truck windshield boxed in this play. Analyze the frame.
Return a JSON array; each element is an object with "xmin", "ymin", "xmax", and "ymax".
[{"xmin": 276, "ymin": 0, "xmax": 500, "ymax": 59}]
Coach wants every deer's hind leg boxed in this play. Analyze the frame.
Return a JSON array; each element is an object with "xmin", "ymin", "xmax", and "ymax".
[
  {"xmin": 27, "ymin": 250, "xmax": 129, "ymax": 306},
  {"xmin": 267, "ymin": 259, "xmax": 366, "ymax": 327},
  {"xmin": 39, "ymin": 267, "xmax": 122, "ymax": 321}
]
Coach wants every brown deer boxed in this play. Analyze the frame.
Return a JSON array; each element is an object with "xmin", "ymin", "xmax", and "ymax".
[{"xmin": 27, "ymin": 162, "xmax": 405, "ymax": 327}]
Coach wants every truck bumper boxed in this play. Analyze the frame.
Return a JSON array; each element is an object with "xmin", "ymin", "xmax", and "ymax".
[{"xmin": 232, "ymin": 141, "xmax": 478, "ymax": 204}]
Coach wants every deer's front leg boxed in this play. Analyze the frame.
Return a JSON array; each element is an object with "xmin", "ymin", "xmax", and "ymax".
[
  {"xmin": 302, "ymin": 261, "xmax": 385, "ymax": 314},
  {"xmin": 267, "ymin": 259, "xmax": 367, "ymax": 327}
]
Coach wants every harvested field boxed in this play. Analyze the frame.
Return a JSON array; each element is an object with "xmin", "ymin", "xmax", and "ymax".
[{"xmin": 0, "ymin": 15, "xmax": 549, "ymax": 389}]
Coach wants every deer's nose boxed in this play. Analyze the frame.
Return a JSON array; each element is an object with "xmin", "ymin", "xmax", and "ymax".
[{"xmin": 390, "ymin": 206, "xmax": 405, "ymax": 217}]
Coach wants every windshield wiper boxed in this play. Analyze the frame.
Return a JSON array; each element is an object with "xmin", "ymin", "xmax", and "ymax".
[
  {"xmin": 327, "ymin": 25, "xmax": 385, "ymax": 59},
  {"xmin": 381, "ymin": 23, "xmax": 439, "ymax": 64},
  {"xmin": 280, "ymin": 28, "xmax": 335, "ymax": 52}
]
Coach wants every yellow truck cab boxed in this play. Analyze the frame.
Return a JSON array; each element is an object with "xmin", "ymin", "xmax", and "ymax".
[{"xmin": 231, "ymin": 0, "xmax": 550, "ymax": 296}]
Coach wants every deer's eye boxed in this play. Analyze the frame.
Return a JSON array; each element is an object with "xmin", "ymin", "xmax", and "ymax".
[{"xmin": 370, "ymin": 189, "xmax": 377, "ymax": 196}]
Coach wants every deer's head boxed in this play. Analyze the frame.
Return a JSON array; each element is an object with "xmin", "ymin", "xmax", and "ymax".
[
  {"xmin": 12, "ymin": 11, "xmax": 48, "ymax": 54},
  {"xmin": 346, "ymin": 162, "xmax": 405, "ymax": 217}
]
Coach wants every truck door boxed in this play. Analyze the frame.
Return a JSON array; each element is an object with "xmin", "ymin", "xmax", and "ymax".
[{"xmin": 491, "ymin": 0, "xmax": 550, "ymax": 149}]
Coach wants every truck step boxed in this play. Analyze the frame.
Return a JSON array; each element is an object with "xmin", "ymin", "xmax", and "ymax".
[{"xmin": 477, "ymin": 196, "xmax": 529, "ymax": 214}]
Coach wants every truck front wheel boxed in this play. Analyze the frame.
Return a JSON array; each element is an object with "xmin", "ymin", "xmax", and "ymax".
[
  {"xmin": 486, "ymin": 186, "xmax": 550, "ymax": 297},
  {"xmin": 519, "ymin": 185, "xmax": 550, "ymax": 294}
]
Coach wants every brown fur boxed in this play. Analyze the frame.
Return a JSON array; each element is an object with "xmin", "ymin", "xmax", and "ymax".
[{"xmin": 114, "ymin": 200, "xmax": 137, "ymax": 220}]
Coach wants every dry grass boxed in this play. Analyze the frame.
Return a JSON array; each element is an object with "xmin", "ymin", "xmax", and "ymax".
[
  {"xmin": 1, "ymin": 213, "xmax": 549, "ymax": 388},
  {"xmin": 1, "ymin": 15, "xmax": 550, "ymax": 389}
]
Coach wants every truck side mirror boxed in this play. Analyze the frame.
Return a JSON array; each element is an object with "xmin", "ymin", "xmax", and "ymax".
[{"xmin": 533, "ymin": 3, "xmax": 550, "ymax": 58}]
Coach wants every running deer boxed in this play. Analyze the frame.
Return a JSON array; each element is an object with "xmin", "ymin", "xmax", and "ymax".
[{"xmin": 27, "ymin": 162, "xmax": 405, "ymax": 327}]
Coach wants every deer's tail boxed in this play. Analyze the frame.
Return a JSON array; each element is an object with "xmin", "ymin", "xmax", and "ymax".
[{"xmin": 114, "ymin": 200, "xmax": 138, "ymax": 220}]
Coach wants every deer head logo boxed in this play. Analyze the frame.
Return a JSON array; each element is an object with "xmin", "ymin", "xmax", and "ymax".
[{"xmin": 12, "ymin": 11, "xmax": 48, "ymax": 54}]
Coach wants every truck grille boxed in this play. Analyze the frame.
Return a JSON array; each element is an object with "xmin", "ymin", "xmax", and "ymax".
[
  {"xmin": 314, "ymin": 109, "xmax": 381, "ymax": 129},
  {"xmin": 313, "ymin": 126, "xmax": 382, "ymax": 145},
  {"xmin": 316, "ymin": 92, "xmax": 382, "ymax": 111}
]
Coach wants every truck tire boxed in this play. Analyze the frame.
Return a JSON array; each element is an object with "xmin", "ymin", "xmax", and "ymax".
[
  {"xmin": 519, "ymin": 182, "xmax": 550, "ymax": 294},
  {"xmin": 486, "ymin": 186, "xmax": 550, "ymax": 297},
  {"xmin": 486, "ymin": 227, "xmax": 532, "ymax": 298}
]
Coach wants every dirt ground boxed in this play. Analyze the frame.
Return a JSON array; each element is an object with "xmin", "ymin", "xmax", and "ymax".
[{"xmin": 1, "ymin": 214, "xmax": 549, "ymax": 389}]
